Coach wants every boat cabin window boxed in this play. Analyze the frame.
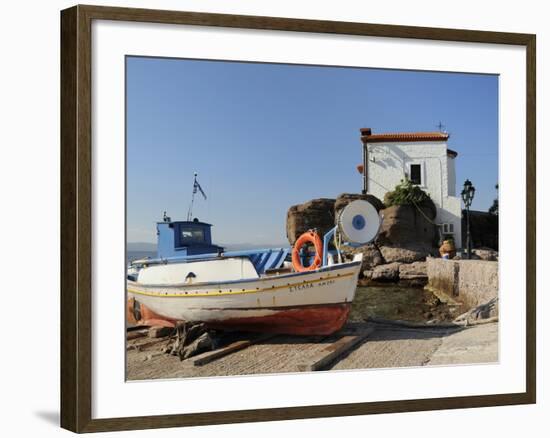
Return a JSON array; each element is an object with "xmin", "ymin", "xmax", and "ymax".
[{"xmin": 180, "ymin": 228, "xmax": 205, "ymax": 244}]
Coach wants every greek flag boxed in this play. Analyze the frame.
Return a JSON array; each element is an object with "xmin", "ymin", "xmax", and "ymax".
[{"xmin": 193, "ymin": 178, "xmax": 207, "ymax": 200}]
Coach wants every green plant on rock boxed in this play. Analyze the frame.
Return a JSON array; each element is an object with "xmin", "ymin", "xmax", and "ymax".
[{"xmin": 384, "ymin": 178, "xmax": 432, "ymax": 207}]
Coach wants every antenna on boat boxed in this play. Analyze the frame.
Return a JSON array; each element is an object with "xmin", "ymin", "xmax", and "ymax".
[{"xmin": 186, "ymin": 172, "xmax": 207, "ymax": 221}]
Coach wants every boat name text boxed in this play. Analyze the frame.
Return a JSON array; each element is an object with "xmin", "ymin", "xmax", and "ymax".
[{"xmin": 289, "ymin": 279, "xmax": 335, "ymax": 292}]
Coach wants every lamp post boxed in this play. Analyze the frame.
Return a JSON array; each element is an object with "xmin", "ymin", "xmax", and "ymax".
[{"xmin": 461, "ymin": 179, "xmax": 476, "ymax": 259}]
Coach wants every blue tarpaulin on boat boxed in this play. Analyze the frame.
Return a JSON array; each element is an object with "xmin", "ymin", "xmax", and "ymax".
[
  {"xmin": 129, "ymin": 247, "xmax": 290, "ymax": 275},
  {"xmin": 245, "ymin": 248, "xmax": 290, "ymax": 274}
]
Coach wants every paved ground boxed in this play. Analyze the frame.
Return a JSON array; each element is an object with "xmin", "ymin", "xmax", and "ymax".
[
  {"xmin": 126, "ymin": 322, "xmax": 498, "ymax": 380},
  {"xmin": 427, "ymin": 322, "xmax": 499, "ymax": 365}
]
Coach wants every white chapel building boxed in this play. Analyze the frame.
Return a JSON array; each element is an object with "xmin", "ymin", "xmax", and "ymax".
[{"xmin": 360, "ymin": 128, "xmax": 462, "ymax": 248}]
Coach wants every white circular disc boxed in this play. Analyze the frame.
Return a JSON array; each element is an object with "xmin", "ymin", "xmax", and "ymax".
[{"xmin": 338, "ymin": 200, "xmax": 381, "ymax": 245}]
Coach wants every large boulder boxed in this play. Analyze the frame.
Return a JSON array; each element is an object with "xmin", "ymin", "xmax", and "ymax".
[
  {"xmin": 286, "ymin": 195, "xmax": 438, "ymax": 256},
  {"xmin": 286, "ymin": 198, "xmax": 335, "ymax": 245},
  {"xmin": 370, "ymin": 262, "xmax": 402, "ymax": 282},
  {"xmin": 334, "ymin": 192, "xmax": 384, "ymax": 218},
  {"xmin": 344, "ymin": 243, "xmax": 385, "ymax": 273},
  {"xmin": 378, "ymin": 244, "xmax": 433, "ymax": 264},
  {"xmin": 376, "ymin": 204, "xmax": 437, "ymax": 248},
  {"xmin": 415, "ymin": 198, "xmax": 437, "ymax": 221}
]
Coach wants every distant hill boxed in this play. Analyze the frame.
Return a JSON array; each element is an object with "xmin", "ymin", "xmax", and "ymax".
[
  {"xmin": 220, "ymin": 242, "xmax": 289, "ymax": 251},
  {"xmin": 127, "ymin": 242, "xmax": 157, "ymax": 252}
]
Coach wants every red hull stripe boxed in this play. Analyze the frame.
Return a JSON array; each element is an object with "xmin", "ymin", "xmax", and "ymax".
[{"xmin": 206, "ymin": 303, "xmax": 352, "ymax": 336}]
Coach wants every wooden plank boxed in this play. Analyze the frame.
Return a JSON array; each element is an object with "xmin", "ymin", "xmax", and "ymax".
[
  {"xmin": 126, "ymin": 329, "xmax": 148, "ymax": 340},
  {"xmin": 298, "ymin": 328, "xmax": 374, "ymax": 372},
  {"xmin": 190, "ymin": 334, "xmax": 276, "ymax": 366},
  {"xmin": 127, "ymin": 324, "xmax": 148, "ymax": 332}
]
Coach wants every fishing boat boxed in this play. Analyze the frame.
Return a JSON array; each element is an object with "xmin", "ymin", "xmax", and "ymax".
[
  {"xmin": 127, "ymin": 196, "xmax": 381, "ymax": 335},
  {"xmin": 126, "ymin": 214, "xmax": 292, "ymax": 328}
]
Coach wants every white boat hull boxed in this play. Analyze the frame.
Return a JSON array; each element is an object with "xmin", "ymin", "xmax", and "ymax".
[{"xmin": 127, "ymin": 260, "xmax": 362, "ymax": 335}]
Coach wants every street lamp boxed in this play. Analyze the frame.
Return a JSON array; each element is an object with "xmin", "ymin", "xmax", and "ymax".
[{"xmin": 461, "ymin": 179, "xmax": 476, "ymax": 259}]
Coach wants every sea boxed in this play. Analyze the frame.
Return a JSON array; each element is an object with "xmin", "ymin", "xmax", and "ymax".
[{"xmin": 126, "ymin": 250, "xmax": 157, "ymax": 265}]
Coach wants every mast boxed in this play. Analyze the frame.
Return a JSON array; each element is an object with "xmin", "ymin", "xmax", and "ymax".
[
  {"xmin": 186, "ymin": 172, "xmax": 207, "ymax": 221},
  {"xmin": 186, "ymin": 173, "xmax": 197, "ymax": 221}
]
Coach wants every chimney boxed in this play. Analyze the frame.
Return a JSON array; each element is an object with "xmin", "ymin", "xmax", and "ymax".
[{"xmin": 359, "ymin": 128, "xmax": 371, "ymax": 194}]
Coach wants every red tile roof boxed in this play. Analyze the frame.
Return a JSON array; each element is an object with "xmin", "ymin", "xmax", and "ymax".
[{"xmin": 361, "ymin": 130, "xmax": 449, "ymax": 143}]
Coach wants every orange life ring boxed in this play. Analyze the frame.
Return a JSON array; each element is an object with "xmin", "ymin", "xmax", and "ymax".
[{"xmin": 292, "ymin": 231, "xmax": 323, "ymax": 272}]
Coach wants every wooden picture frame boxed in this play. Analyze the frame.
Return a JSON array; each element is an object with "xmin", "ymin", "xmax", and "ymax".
[{"xmin": 60, "ymin": 4, "xmax": 536, "ymax": 433}]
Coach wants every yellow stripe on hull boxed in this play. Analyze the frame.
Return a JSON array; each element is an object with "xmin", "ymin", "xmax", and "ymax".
[{"xmin": 128, "ymin": 272, "xmax": 354, "ymax": 298}]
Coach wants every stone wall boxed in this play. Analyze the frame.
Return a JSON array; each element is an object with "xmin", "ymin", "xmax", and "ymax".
[
  {"xmin": 426, "ymin": 257, "xmax": 459, "ymax": 297},
  {"xmin": 457, "ymin": 261, "xmax": 499, "ymax": 307},
  {"xmin": 426, "ymin": 258, "xmax": 498, "ymax": 308}
]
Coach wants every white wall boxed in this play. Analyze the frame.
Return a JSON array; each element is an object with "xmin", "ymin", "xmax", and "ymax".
[
  {"xmin": 440, "ymin": 196, "xmax": 463, "ymax": 247},
  {"xmin": 367, "ymin": 141, "xmax": 449, "ymax": 203},
  {"xmin": 367, "ymin": 141, "xmax": 462, "ymax": 245},
  {"xmin": 1, "ymin": 1, "xmax": 547, "ymax": 438},
  {"xmin": 448, "ymin": 156, "xmax": 457, "ymax": 197}
]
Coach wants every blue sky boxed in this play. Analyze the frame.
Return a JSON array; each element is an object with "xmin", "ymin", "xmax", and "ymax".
[{"xmin": 126, "ymin": 57, "xmax": 498, "ymax": 246}]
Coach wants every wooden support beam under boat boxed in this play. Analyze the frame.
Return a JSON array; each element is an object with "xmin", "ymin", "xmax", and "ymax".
[
  {"xmin": 297, "ymin": 328, "xmax": 375, "ymax": 371},
  {"xmin": 126, "ymin": 328, "xmax": 149, "ymax": 340},
  {"xmin": 189, "ymin": 334, "xmax": 276, "ymax": 366}
]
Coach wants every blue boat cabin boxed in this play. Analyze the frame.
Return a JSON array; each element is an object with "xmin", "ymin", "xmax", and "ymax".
[
  {"xmin": 157, "ymin": 216, "xmax": 224, "ymax": 259},
  {"xmin": 150, "ymin": 212, "xmax": 289, "ymax": 275}
]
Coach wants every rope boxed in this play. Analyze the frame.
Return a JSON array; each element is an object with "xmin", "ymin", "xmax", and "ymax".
[
  {"xmin": 335, "ymin": 229, "xmax": 343, "ymax": 263},
  {"xmin": 410, "ymin": 198, "xmax": 439, "ymax": 226}
]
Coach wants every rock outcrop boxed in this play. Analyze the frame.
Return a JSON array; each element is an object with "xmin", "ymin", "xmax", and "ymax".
[
  {"xmin": 286, "ymin": 198, "xmax": 335, "ymax": 245},
  {"xmin": 286, "ymin": 194, "xmax": 438, "ymax": 285},
  {"xmin": 345, "ymin": 243, "xmax": 385, "ymax": 273},
  {"xmin": 373, "ymin": 203, "xmax": 437, "ymax": 266},
  {"xmin": 378, "ymin": 244, "xmax": 433, "ymax": 264},
  {"xmin": 376, "ymin": 204, "xmax": 437, "ymax": 248},
  {"xmin": 370, "ymin": 262, "xmax": 402, "ymax": 282},
  {"xmin": 334, "ymin": 192, "xmax": 384, "ymax": 217},
  {"xmin": 287, "ymin": 194, "xmax": 386, "ymax": 245},
  {"xmin": 361, "ymin": 261, "xmax": 428, "ymax": 285}
]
